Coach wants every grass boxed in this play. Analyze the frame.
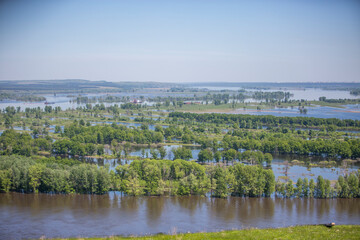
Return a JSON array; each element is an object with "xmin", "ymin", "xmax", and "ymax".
[{"xmin": 55, "ymin": 225, "xmax": 360, "ymax": 240}]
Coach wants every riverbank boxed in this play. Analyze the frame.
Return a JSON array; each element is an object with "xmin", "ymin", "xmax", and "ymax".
[{"xmin": 57, "ymin": 225, "xmax": 360, "ymax": 239}]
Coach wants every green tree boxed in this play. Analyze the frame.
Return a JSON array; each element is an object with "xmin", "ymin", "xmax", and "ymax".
[
  {"xmin": 285, "ymin": 179, "xmax": 294, "ymax": 198},
  {"xmin": 172, "ymin": 147, "xmax": 192, "ymax": 160},
  {"xmin": 125, "ymin": 176, "xmax": 145, "ymax": 196},
  {"xmin": 97, "ymin": 144, "xmax": 104, "ymax": 155},
  {"xmin": 0, "ymin": 169, "xmax": 12, "ymax": 192},
  {"xmin": 264, "ymin": 153, "xmax": 273, "ymax": 166},
  {"xmin": 316, "ymin": 175, "xmax": 326, "ymax": 198},
  {"xmin": 309, "ymin": 178, "xmax": 315, "ymax": 198},
  {"xmin": 347, "ymin": 173, "xmax": 359, "ymax": 198},
  {"xmin": 29, "ymin": 164, "xmax": 44, "ymax": 193},
  {"xmin": 150, "ymin": 149, "xmax": 159, "ymax": 160},
  {"xmin": 213, "ymin": 167, "xmax": 228, "ymax": 198},
  {"xmin": 324, "ymin": 179, "xmax": 332, "ymax": 198},
  {"xmin": 54, "ymin": 125, "xmax": 62, "ymax": 134},
  {"xmin": 214, "ymin": 151, "xmax": 221, "ymax": 163},
  {"xmin": 264, "ymin": 169, "xmax": 275, "ymax": 197},
  {"xmin": 276, "ymin": 180, "xmax": 286, "ymax": 197},
  {"xmin": 295, "ymin": 178, "xmax": 303, "ymax": 198},
  {"xmin": 302, "ymin": 178, "xmax": 309, "ymax": 197},
  {"xmin": 223, "ymin": 149, "xmax": 237, "ymax": 164},
  {"xmin": 198, "ymin": 149, "xmax": 213, "ymax": 163},
  {"xmin": 158, "ymin": 146, "xmax": 167, "ymax": 160}
]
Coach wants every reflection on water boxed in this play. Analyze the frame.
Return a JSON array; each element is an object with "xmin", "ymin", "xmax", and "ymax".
[{"xmin": 0, "ymin": 193, "xmax": 359, "ymax": 240}]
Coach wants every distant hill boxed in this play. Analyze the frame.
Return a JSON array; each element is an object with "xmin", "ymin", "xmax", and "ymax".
[
  {"xmin": 0, "ymin": 79, "xmax": 178, "ymax": 92},
  {"xmin": 1, "ymin": 80, "xmax": 359, "ymax": 93},
  {"xmin": 185, "ymin": 82, "xmax": 360, "ymax": 90}
]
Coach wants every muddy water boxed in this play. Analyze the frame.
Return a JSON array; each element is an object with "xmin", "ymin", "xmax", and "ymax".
[{"xmin": 0, "ymin": 193, "xmax": 359, "ymax": 239}]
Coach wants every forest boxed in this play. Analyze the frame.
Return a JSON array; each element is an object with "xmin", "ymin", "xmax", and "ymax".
[
  {"xmin": 169, "ymin": 112, "xmax": 360, "ymax": 129},
  {"xmin": 1, "ymin": 110, "xmax": 360, "ymax": 159},
  {"xmin": 0, "ymin": 92, "xmax": 360, "ymax": 199}
]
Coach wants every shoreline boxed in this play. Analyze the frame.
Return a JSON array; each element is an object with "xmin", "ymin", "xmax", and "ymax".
[{"xmin": 51, "ymin": 225, "xmax": 360, "ymax": 239}]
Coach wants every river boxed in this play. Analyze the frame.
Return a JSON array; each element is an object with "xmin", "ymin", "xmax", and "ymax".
[{"xmin": 0, "ymin": 193, "xmax": 359, "ymax": 239}]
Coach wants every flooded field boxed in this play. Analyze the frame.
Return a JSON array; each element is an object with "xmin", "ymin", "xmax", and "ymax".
[
  {"xmin": 88, "ymin": 149, "xmax": 360, "ymax": 182},
  {"xmin": 233, "ymin": 105, "xmax": 360, "ymax": 120}
]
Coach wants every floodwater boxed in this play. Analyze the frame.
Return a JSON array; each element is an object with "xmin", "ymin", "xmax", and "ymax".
[
  {"xmin": 90, "ymin": 156, "xmax": 359, "ymax": 182},
  {"xmin": 0, "ymin": 193, "xmax": 359, "ymax": 240},
  {"xmin": 0, "ymin": 95, "xmax": 82, "ymax": 111},
  {"xmin": 0, "ymin": 88, "xmax": 359, "ymax": 110},
  {"xmin": 0, "ymin": 94, "xmax": 158, "ymax": 111},
  {"xmin": 254, "ymin": 88, "xmax": 359, "ymax": 101},
  {"xmin": 1, "ymin": 89, "xmax": 360, "ymax": 120},
  {"xmin": 195, "ymin": 87, "xmax": 360, "ymax": 101},
  {"xmin": 233, "ymin": 104, "xmax": 360, "ymax": 120},
  {"xmin": 89, "ymin": 145, "xmax": 360, "ymax": 182}
]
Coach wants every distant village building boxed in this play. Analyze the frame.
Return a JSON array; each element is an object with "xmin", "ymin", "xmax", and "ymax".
[
  {"xmin": 184, "ymin": 101, "xmax": 201, "ymax": 105},
  {"xmin": 132, "ymin": 99, "xmax": 142, "ymax": 104}
]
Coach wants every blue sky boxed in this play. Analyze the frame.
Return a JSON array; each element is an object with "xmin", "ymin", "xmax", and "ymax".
[{"xmin": 0, "ymin": 0, "xmax": 359, "ymax": 82}]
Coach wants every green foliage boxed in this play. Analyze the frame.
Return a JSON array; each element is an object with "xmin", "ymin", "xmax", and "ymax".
[
  {"xmin": 150, "ymin": 148, "xmax": 159, "ymax": 160},
  {"xmin": 222, "ymin": 149, "xmax": 237, "ymax": 163},
  {"xmin": 211, "ymin": 166, "xmax": 228, "ymax": 197},
  {"xmin": 170, "ymin": 112, "xmax": 360, "ymax": 129},
  {"xmin": 169, "ymin": 112, "xmax": 360, "ymax": 158},
  {"xmin": 116, "ymin": 159, "xmax": 209, "ymax": 196},
  {"xmin": 264, "ymin": 153, "xmax": 273, "ymax": 166},
  {"xmin": 230, "ymin": 164, "xmax": 275, "ymax": 197},
  {"xmin": 172, "ymin": 147, "xmax": 192, "ymax": 160},
  {"xmin": 0, "ymin": 155, "xmax": 359, "ymax": 199},
  {"xmin": 198, "ymin": 148, "xmax": 213, "ymax": 163},
  {"xmin": 0, "ymin": 129, "xmax": 41, "ymax": 156},
  {"xmin": 214, "ymin": 151, "xmax": 222, "ymax": 163},
  {"xmin": 0, "ymin": 169, "xmax": 12, "ymax": 192},
  {"xmin": 0, "ymin": 156, "xmax": 111, "ymax": 194},
  {"xmin": 114, "ymin": 160, "xmax": 276, "ymax": 198},
  {"xmin": 29, "ymin": 163, "xmax": 45, "ymax": 193},
  {"xmin": 274, "ymin": 171, "xmax": 360, "ymax": 199},
  {"xmin": 158, "ymin": 146, "xmax": 166, "ymax": 159},
  {"xmin": 285, "ymin": 179, "xmax": 294, "ymax": 198},
  {"xmin": 295, "ymin": 178, "xmax": 303, "ymax": 198},
  {"xmin": 337, "ymin": 173, "xmax": 360, "ymax": 198}
]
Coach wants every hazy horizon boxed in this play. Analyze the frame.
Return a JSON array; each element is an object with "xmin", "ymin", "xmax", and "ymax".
[
  {"xmin": 1, "ymin": 0, "xmax": 360, "ymax": 83},
  {"xmin": 1, "ymin": 79, "xmax": 360, "ymax": 84}
]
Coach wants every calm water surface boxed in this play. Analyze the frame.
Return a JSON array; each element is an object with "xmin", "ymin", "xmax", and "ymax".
[
  {"xmin": 0, "ymin": 193, "xmax": 359, "ymax": 240},
  {"xmin": 233, "ymin": 105, "xmax": 360, "ymax": 120},
  {"xmin": 196, "ymin": 87, "xmax": 360, "ymax": 101}
]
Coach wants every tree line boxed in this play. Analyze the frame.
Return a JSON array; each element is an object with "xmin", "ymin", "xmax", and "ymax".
[
  {"xmin": 169, "ymin": 112, "xmax": 360, "ymax": 129},
  {"xmin": 221, "ymin": 130, "xmax": 360, "ymax": 158},
  {"xmin": 0, "ymin": 156, "xmax": 359, "ymax": 199},
  {"xmin": 1, "ymin": 123, "xmax": 359, "ymax": 160},
  {"xmin": 275, "ymin": 174, "xmax": 360, "ymax": 199},
  {"xmin": 0, "ymin": 155, "xmax": 110, "ymax": 194}
]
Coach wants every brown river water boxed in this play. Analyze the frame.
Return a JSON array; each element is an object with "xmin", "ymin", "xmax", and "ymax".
[{"xmin": 0, "ymin": 192, "xmax": 359, "ymax": 239}]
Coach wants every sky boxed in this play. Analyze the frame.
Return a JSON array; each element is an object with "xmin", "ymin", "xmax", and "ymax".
[{"xmin": 0, "ymin": 0, "xmax": 359, "ymax": 83}]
